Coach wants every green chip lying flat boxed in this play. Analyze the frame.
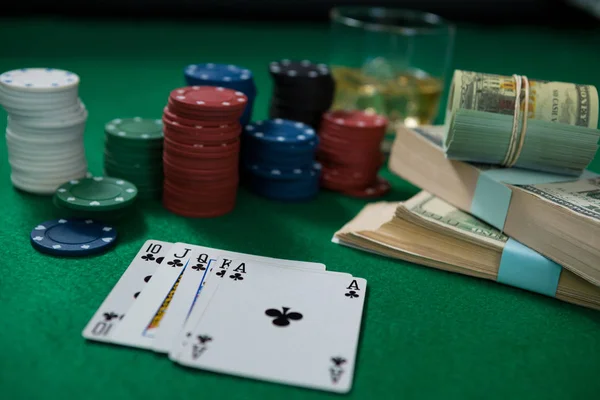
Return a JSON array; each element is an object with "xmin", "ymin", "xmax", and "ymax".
[
  {"xmin": 54, "ymin": 176, "xmax": 138, "ymax": 211},
  {"xmin": 104, "ymin": 117, "xmax": 164, "ymax": 141}
]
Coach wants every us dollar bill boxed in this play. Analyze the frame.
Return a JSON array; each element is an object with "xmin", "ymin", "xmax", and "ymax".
[
  {"xmin": 447, "ymin": 70, "xmax": 599, "ymax": 128},
  {"xmin": 518, "ymin": 177, "xmax": 600, "ymax": 220},
  {"xmin": 398, "ymin": 191, "xmax": 508, "ymax": 249}
]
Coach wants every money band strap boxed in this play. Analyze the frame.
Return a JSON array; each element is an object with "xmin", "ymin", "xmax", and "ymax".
[
  {"xmin": 501, "ymin": 75, "xmax": 530, "ymax": 168},
  {"xmin": 497, "ymin": 238, "xmax": 562, "ymax": 297}
]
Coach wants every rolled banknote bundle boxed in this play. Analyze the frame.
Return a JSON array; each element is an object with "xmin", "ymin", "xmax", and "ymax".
[{"xmin": 443, "ymin": 70, "xmax": 600, "ymax": 175}]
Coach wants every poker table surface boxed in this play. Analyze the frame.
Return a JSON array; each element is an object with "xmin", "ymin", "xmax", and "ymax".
[{"xmin": 1, "ymin": 16, "xmax": 599, "ymax": 400}]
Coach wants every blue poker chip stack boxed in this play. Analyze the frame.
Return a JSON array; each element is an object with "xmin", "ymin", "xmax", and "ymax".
[
  {"xmin": 183, "ymin": 63, "xmax": 257, "ymax": 126},
  {"xmin": 242, "ymin": 119, "xmax": 321, "ymax": 202}
]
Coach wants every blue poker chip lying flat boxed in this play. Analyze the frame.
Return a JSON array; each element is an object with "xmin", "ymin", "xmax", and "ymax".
[{"xmin": 30, "ymin": 218, "xmax": 117, "ymax": 257}]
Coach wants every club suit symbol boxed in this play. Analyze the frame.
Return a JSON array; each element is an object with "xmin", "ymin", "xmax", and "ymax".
[
  {"xmin": 192, "ymin": 263, "xmax": 206, "ymax": 272},
  {"xmin": 330, "ymin": 356, "xmax": 347, "ymax": 384},
  {"xmin": 192, "ymin": 335, "xmax": 212, "ymax": 360},
  {"xmin": 345, "ymin": 290, "xmax": 359, "ymax": 299},
  {"xmin": 331, "ymin": 357, "xmax": 346, "ymax": 366},
  {"xmin": 265, "ymin": 307, "xmax": 303, "ymax": 327},
  {"xmin": 141, "ymin": 253, "xmax": 155, "ymax": 261},
  {"xmin": 102, "ymin": 312, "xmax": 121, "ymax": 321},
  {"xmin": 167, "ymin": 258, "xmax": 184, "ymax": 268},
  {"xmin": 229, "ymin": 272, "xmax": 244, "ymax": 281},
  {"xmin": 196, "ymin": 335, "xmax": 212, "ymax": 344},
  {"xmin": 141, "ymin": 254, "xmax": 165, "ymax": 264}
]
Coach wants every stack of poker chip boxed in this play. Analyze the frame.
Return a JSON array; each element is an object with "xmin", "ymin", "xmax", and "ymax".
[
  {"xmin": 268, "ymin": 60, "xmax": 335, "ymax": 129},
  {"xmin": 162, "ymin": 86, "xmax": 247, "ymax": 217},
  {"xmin": 0, "ymin": 68, "xmax": 88, "ymax": 195},
  {"xmin": 103, "ymin": 117, "xmax": 164, "ymax": 200},
  {"xmin": 184, "ymin": 63, "xmax": 257, "ymax": 126},
  {"xmin": 242, "ymin": 119, "xmax": 321, "ymax": 202},
  {"xmin": 53, "ymin": 176, "xmax": 139, "ymax": 221},
  {"xmin": 318, "ymin": 110, "xmax": 391, "ymax": 198}
]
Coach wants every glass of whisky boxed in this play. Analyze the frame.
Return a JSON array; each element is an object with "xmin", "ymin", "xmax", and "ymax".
[{"xmin": 329, "ymin": 7, "xmax": 455, "ymax": 149}]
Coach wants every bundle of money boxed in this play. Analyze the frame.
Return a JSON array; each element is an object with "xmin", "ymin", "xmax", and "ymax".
[
  {"xmin": 444, "ymin": 70, "xmax": 600, "ymax": 175},
  {"xmin": 388, "ymin": 124, "xmax": 600, "ymax": 287},
  {"xmin": 333, "ymin": 192, "xmax": 600, "ymax": 310}
]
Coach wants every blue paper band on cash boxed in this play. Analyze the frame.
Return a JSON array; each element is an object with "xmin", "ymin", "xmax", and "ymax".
[
  {"xmin": 470, "ymin": 172, "xmax": 512, "ymax": 230},
  {"xmin": 469, "ymin": 168, "xmax": 597, "ymax": 230},
  {"xmin": 497, "ymin": 238, "xmax": 562, "ymax": 297}
]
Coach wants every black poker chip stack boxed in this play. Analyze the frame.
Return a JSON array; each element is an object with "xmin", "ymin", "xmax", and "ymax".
[{"xmin": 268, "ymin": 59, "xmax": 336, "ymax": 129}]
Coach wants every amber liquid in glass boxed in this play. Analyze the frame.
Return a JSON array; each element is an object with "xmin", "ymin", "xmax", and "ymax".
[{"xmin": 331, "ymin": 65, "xmax": 443, "ymax": 129}]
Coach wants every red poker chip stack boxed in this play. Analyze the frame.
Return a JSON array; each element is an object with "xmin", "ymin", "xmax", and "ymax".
[
  {"xmin": 162, "ymin": 86, "xmax": 247, "ymax": 217},
  {"xmin": 317, "ymin": 110, "xmax": 391, "ymax": 198}
]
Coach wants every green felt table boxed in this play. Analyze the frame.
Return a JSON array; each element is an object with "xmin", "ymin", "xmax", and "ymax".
[{"xmin": 1, "ymin": 16, "xmax": 599, "ymax": 400}]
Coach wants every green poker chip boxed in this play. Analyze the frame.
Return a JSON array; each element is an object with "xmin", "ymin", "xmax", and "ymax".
[
  {"xmin": 103, "ymin": 162, "xmax": 163, "ymax": 177},
  {"xmin": 102, "ymin": 168, "xmax": 162, "ymax": 188},
  {"xmin": 104, "ymin": 148, "xmax": 163, "ymax": 160},
  {"xmin": 103, "ymin": 156, "xmax": 164, "ymax": 172},
  {"xmin": 54, "ymin": 176, "xmax": 138, "ymax": 211},
  {"xmin": 104, "ymin": 117, "xmax": 164, "ymax": 141},
  {"xmin": 52, "ymin": 196, "xmax": 130, "ymax": 222},
  {"xmin": 102, "ymin": 117, "xmax": 164, "ymax": 199},
  {"xmin": 105, "ymin": 138, "xmax": 164, "ymax": 152}
]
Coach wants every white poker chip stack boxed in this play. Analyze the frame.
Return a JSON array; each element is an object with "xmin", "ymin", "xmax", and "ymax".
[{"xmin": 0, "ymin": 68, "xmax": 88, "ymax": 194}]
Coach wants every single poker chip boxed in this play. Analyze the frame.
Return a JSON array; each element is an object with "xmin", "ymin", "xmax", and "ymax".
[
  {"xmin": 52, "ymin": 196, "xmax": 131, "ymax": 221},
  {"xmin": 244, "ymin": 119, "xmax": 316, "ymax": 144},
  {"xmin": 163, "ymin": 106, "xmax": 240, "ymax": 128},
  {"xmin": 170, "ymin": 86, "xmax": 247, "ymax": 110},
  {"xmin": 184, "ymin": 63, "xmax": 253, "ymax": 83},
  {"xmin": 0, "ymin": 68, "xmax": 80, "ymax": 92},
  {"xmin": 341, "ymin": 176, "xmax": 391, "ymax": 199},
  {"xmin": 104, "ymin": 117, "xmax": 164, "ymax": 141},
  {"xmin": 246, "ymin": 161, "xmax": 321, "ymax": 180},
  {"xmin": 244, "ymin": 168, "xmax": 321, "ymax": 202},
  {"xmin": 323, "ymin": 110, "xmax": 388, "ymax": 129},
  {"xmin": 269, "ymin": 59, "xmax": 330, "ymax": 79},
  {"xmin": 30, "ymin": 218, "xmax": 117, "ymax": 256},
  {"xmin": 54, "ymin": 176, "xmax": 138, "ymax": 211}
]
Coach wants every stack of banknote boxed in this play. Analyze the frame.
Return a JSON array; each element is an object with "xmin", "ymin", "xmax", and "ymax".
[
  {"xmin": 444, "ymin": 71, "xmax": 600, "ymax": 175},
  {"xmin": 333, "ymin": 192, "xmax": 600, "ymax": 310},
  {"xmin": 388, "ymin": 124, "xmax": 600, "ymax": 287},
  {"xmin": 333, "ymin": 69, "xmax": 600, "ymax": 308}
]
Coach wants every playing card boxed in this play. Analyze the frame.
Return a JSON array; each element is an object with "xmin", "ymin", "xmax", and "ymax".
[
  {"xmin": 82, "ymin": 240, "xmax": 173, "ymax": 343},
  {"xmin": 166, "ymin": 257, "xmax": 249, "ymax": 359},
  {"xmin": 149, "ymin": 248, "xmax": 215, "ymax": 353},
  {"xmin": 172, "ymin": 258, "xmax": 348, "ymax": 361},
  {"xmin": 155, "ymin": 248, "xmax": 327, "ymax": 354},
  {"xmin": 110, "ymin": 243, "xmax": 218, "ymax": 349},
  {"xmin": 174, "ymin": 261, "xmax": 366, "ymax": 393}
]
